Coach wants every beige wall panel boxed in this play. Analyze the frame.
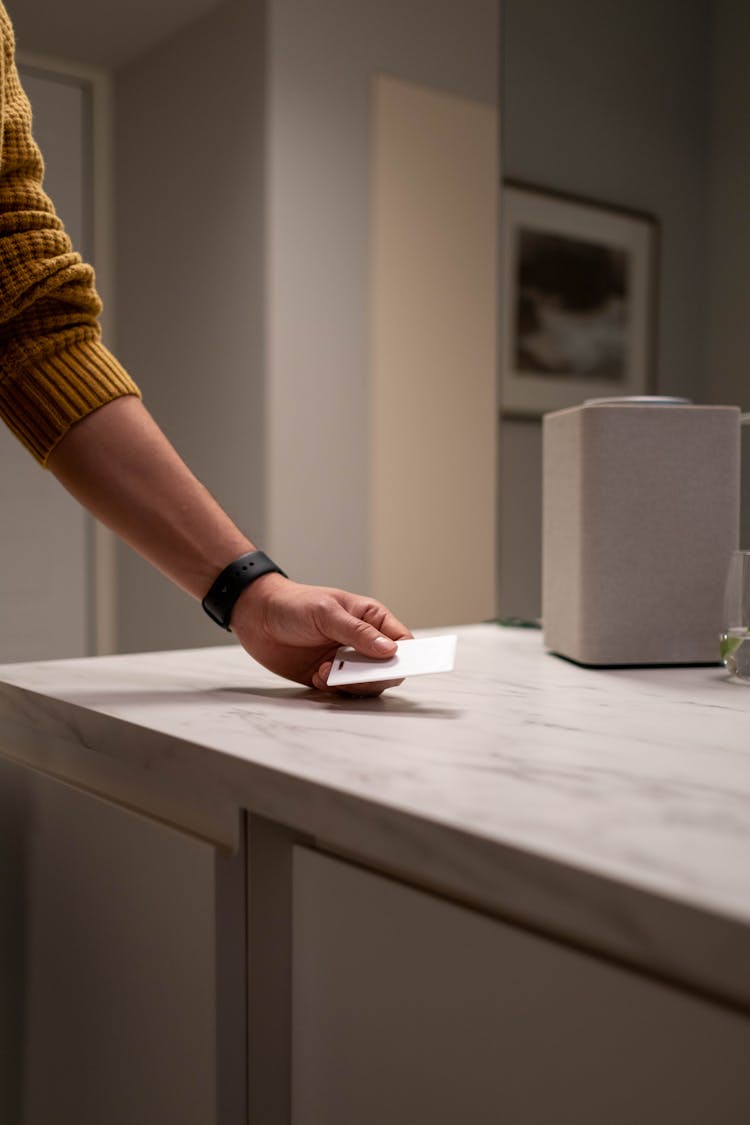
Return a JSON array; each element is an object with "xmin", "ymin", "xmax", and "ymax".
[{"xmin": 372, "ymin": 77, "xmax": 497, "ymax": 627}]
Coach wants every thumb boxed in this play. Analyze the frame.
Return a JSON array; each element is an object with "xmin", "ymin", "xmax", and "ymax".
[{"xmin": 324, "ymin": 603, "xmax": 398, "ymax": 658}]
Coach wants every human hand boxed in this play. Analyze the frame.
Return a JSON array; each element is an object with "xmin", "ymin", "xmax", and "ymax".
[{"xmin": 230, "ymin": 574, "xmax": 412, "ymax": 696}]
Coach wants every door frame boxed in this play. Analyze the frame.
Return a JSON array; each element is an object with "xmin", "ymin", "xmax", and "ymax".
[{"xmin": 18, "ymin": 51, "xmax": 118, "ymax": 655}]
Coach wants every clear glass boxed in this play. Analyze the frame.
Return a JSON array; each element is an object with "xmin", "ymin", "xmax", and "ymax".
[{"xmin": 721, "ymin": 550, "xmax": 750, "ymax": 681}]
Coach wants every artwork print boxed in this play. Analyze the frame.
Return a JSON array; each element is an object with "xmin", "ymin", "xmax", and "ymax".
[{"xmin": 500, "ymin": 184, "xmax": 656, "ymax": 415}]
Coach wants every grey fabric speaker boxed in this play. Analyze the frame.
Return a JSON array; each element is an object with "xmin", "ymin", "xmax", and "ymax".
[{"xmin": 542, "ymin": 400, "xmax": 740, "ymax": 665}]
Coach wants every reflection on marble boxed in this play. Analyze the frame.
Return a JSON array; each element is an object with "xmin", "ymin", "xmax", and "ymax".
[{"xmin": 1, "ymin": 625, "xmax": 750, "ymax": 1008}]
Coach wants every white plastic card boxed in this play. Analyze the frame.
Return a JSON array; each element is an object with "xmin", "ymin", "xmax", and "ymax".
[{"xmin": 326, "ymin": 634, "xmax": 457, "ymax": 687}]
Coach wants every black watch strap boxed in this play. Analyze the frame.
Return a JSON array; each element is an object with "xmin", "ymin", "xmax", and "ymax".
[{"xmin": 201, "ymin": 550, "xmax": 287, "ymax": 630}]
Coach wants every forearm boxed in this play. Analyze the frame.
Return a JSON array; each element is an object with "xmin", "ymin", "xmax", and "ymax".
[
  {"xmin": 48, "ymin": 395, "xmax": 409, "ymax": 695},
  {"xmin": 47, "ymin": 395, "xmax": 253, "ymax": 600}
]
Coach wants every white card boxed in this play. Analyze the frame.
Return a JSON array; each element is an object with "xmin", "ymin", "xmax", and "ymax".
[{"xmin": 326, "ymin": 634, "xmax": 457, "ymax": 687}]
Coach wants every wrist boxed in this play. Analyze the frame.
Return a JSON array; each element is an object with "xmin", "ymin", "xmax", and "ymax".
[{"xmin": 201, "ymin": 550, "xmax": 288, "ymax": 630}]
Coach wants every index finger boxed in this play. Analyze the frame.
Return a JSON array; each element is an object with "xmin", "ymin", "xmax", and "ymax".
[{"xmin": 348, "ymin": 597, "xmax": 413, "ymax": 643}]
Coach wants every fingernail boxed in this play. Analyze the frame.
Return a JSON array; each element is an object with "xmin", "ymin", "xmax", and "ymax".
[{"xmin": 373, "ymin": 636, "xmax": 396, "ymax": 654}]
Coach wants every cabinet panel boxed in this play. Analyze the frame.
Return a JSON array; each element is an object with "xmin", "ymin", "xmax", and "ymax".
[
  {"xmin": 292, "ymin": 847, "xmax": 750, "ymax": 1125},
  {"xmin": 23, "ymin": 775, "xmax": 217, "ymax": 1125}
]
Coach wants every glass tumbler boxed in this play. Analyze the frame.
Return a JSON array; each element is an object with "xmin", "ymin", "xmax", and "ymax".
[{"xmin": 721, "ymin": 550, "xmax": 750, "ymax": 681}]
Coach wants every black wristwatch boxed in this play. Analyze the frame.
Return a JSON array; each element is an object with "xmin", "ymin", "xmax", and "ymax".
[{"xmin": 201, "ymin": 550, "xmax": 287, "ymax": 630}]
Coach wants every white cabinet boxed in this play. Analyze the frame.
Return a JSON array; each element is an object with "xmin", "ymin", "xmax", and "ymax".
[
  {"xmin": 21, "ymin": 773, "xmax": 218, "ymax": 1125},
  {"xmin": 4, "ymin": 633, "xmax": 750, "ymax": 1124},
  {"xmin": 292, "ymin": 848, "xmax": 750, "ymax": 1125}
]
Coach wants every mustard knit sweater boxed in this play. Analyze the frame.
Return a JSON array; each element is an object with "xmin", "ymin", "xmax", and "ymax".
[{"xmin": 0, "ymin": 4, "xmax": 140, "ymax": 464}]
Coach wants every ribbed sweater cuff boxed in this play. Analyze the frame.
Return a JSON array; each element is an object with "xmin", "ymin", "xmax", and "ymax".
[{"xmin": 0, "ymin": 338, "xmax": 141, "ymax": 465}]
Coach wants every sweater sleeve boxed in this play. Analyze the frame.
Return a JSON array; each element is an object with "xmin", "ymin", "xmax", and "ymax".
[{"xmin": 0, "ymin": 6, "xmax": 140, "ymax": 464}]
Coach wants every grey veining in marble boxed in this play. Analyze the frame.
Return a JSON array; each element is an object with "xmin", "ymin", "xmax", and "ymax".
[{"xmin": 2, "ymin": 625, "xmax": 750, "ymax": 1009}]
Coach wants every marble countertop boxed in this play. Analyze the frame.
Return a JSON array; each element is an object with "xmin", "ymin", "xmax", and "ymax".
[{"xmin": 1, "ymin": 623, "xmax": 749, "ymax": 1011}]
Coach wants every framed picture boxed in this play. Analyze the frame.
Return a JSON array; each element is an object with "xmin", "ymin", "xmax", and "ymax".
[{"xmin": 499, "ymin": 182, "xmax": 657, "ymax": 416}]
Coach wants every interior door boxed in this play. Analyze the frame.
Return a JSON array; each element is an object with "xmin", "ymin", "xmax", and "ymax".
[{"xmin": 0, "ymin": 68, "xmax": 93, "ymax": 661}]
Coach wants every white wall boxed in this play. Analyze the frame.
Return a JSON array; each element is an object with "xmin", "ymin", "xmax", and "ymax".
[
  {"xmin": 114, "ymin": 0, "xmax": 266, "ymax": 652},
  {"xmin": 502, "ymin": 0, "xmax": 711, "ymax": 403},
  {"xmin": 7, "ymin": 0, "xmax": 228, "ymax": 70},
  {"xmin": 113, "ymin": 0, "xmax": 498, "ymax": 645},
  {"xmin": 498, "ymin": 0, "xmax": 718, "ymax": 620},
  {"xmin": 704, "ymin": 0, "xmax": 750, "ymax": 549},
  {"xmin": 704, "ymin": 0, "xmax": 750, "ymax": 413}
]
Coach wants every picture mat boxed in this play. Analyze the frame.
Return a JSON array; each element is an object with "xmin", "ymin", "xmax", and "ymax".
[{"xmin": 500, "ymin": 185, "xmax": 654, "ymax": 415}]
